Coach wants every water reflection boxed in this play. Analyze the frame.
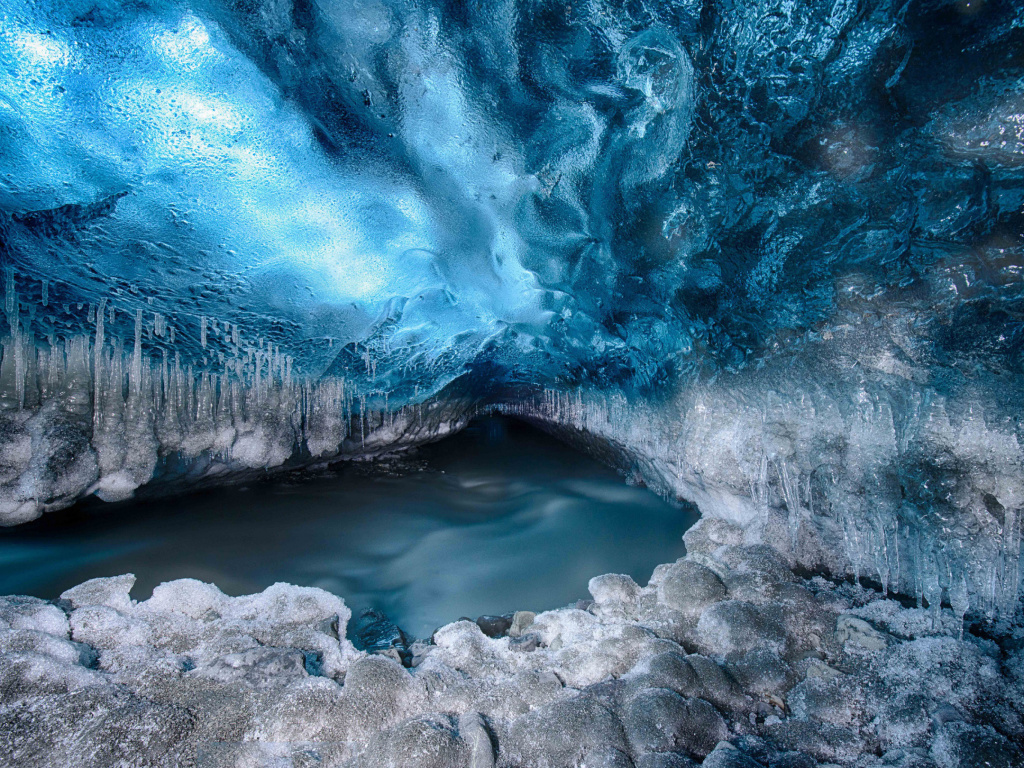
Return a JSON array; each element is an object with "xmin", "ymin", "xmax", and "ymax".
[{"xmin": 0, "ymin": 417, "xmax": 696, "ymax": 638}]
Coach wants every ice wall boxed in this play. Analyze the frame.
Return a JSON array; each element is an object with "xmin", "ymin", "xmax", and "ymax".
[{"xmin": 1, "ymin": 0, "xmax": 1023, "ymax": 620}]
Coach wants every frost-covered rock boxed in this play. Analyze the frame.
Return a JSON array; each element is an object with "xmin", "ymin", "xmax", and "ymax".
[
  {"xmin": 696, "ymin": 601, "xmax": 788, "ymax": 660},
  {"xmin": 653, "ymin": 560, "xmax": 728, "ymax": 619},
  {"xmin": 4, "ymin": 537, "xmax": 1022, "ymax": 767}
]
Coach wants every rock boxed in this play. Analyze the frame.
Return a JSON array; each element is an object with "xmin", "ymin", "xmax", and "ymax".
[
  {"xmin": 351, "ymin": 608, "xmax": 409, "ymax": 657},
  {"xmin": 476, "ymin": 615, "xmax": 512, "ymax": 638},
  {"xmin": 682, "ymin": 519, "xmax": 745, "ymax": 557},
  {"xmin": 589, "ymin": 574, "xmax": 642, "ymax": 620},
  {"xmin": 408, "ymin": 640, "xmax": 434, "ymax": 667},
  {"xmin": 655, "ymin": 560, "xmax": 728, "ymax": 619},
  {"xmin": 835, "ymin": 615, "xmax": 888, "ymax": 651},
  {"xmin": 0, "ymin": 598, "xmax": 70, "ymax": 637},
  {"xmin": 3, "ymin": 546, "xmax": 1021, "ymax": 768},
  {"xmin": 629, "ymin": 651, "xmax": 702, "ymax": 701},
  {"xmin": 60, "ymin": 575, "xmax": 136, "ymax": 612},
  {"xmin": 0, "ymin": 648, "xmax": 104, "ymax": 701},
  {"xmin": 191, "ymin": 647, "xmax": 308, "ymax": 689},
  {"xmin": 457, "ymin": 711, "xmax": 495, "ymax": 768},
  {"xmin": 700, "ymin": 741, "xmax": 766, "ymax": 768},
  {"xmin": 879, "ymin": 747, "xmax": 941, "ymax": 767},
  {"xmin": 696, "ymin": 601, "xmax": 787, "ymax": 659},
  {"xmin": 429, "ymin": 621, "xmax": 505, "ymax": 676},
  {"xmin": 635, "ymin": 753, "xmax": 698, "ymax": 768},
  {"xmin": 245, "ymin": 678, "xmax": 349, "ymax": 745},
  {"xmin": 763, "ymin": 720, "xmax": 866, "ymax": 763},
  {"xmin": 787, "ymin": 676, "xmax": 861, "ymax": 727},
  {"xmin": 804, "ymin": 659, "xmax": 842, "ymax": 682},
  {"xmin": 684, "ymin": 654, "xmax": 752, "ymax": 713},
  {"xmin": 0, "ymin": 629, "xmax": 92, "ymax": 668},
  {"xmin": 930, "ymin": 722, "xmax": 1024, "ymax": 768},
  {"xmin": 719, "ymin": 545, "xmax": 796, "ymax": 586},
  {"xmin": 341, "ymin": 654, "xmax": 423, "ymax": 739},
  {"xmin": 509, "ymin": 633, "xmax": 540, "ymax": 653},
  {"xmin": 628, "ymin": 650, "xmax": 754, "ymax": 714},
  {"xmin": 727, "ymin": 648, "xmax": 794, "ymax": 697},
  {"xmin": 144, "ymin": 578, "xmax": 227, "ymax": 619},
  {"xmin": 360, "ymin": 713, "xmax": 470, "ymax": 768},
  {"xmin": 508, "ymin": 611, "xmax": 536, "ymax": 638},
  {"xmin": 0, "ymin": 687, "xmax": 196, "ymax": 768},
  {"xmin": 929, "ymin": 704, "xmax": 963, "ymax": 729},
  {"xmin": 502, "ymin": 688, "xmax": 630, "ymax": 768},
  {"xmin": 771, "ymin": 751, "xmax": 818, "ymax": 768},
  {"xmin": 768, "ymin": 584, "xmax": 837, "ymax": 658},
  {"xmin": 69, "ymin": 604, "xmax": 151, "ymax": 650},
  {"xmin": 621, "ymin": 688, "xmax": 727, "ymax": 758}
]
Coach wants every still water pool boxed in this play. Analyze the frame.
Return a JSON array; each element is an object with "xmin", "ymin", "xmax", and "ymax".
[{"xmin": 0, "ymin": 417, "xmax": 697, "ymax": 638}]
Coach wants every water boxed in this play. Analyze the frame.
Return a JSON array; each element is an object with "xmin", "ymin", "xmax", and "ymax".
[{"xmin": 0, "ymin": 417, "xmax": 696, "ymax": 638}]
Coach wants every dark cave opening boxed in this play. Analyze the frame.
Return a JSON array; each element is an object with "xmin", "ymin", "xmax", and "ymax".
[{"xmin": 0, "ymin": 415, "xmax": 699, "ymax": 639}]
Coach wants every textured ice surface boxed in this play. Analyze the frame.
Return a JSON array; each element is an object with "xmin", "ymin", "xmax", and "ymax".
[
  {"xmin": 1, "ymin": 0, "xmax": 1023, "ymax": 620},
  {"xmin": 2, "ymin": 520, "xmax": 1022, "ymax": 767}
]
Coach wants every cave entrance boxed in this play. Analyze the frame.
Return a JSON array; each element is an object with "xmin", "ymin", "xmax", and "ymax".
[{"xmin": 0, "ymin": 416, "xmax": 698, "ymax": 639}]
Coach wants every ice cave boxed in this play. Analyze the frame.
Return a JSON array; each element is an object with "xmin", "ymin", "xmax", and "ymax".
[{"xmin": 1, "ymin": 0, "xmax": 1023, "ymax": 765}]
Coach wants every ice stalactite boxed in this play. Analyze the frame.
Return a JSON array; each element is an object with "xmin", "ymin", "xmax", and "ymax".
[
  {"xmin": 507, "ymin": 378, "xmax": 1023, "ymax": 624},
  {"xmin": 0, "ymin": 275, "xmax": 479, "ymax": 523}
]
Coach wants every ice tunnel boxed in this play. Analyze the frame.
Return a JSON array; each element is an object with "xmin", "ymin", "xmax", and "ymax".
[{"xmin": 1, "ymin": 0, "xmax": 1024, "ymax": 766}]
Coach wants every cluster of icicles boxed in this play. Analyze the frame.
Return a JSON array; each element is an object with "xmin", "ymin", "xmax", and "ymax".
[
  {"xmin": 504, "ymin": 388, "xmax": 1023, "ymax": 628},
  {"xmin": 0, "ymin": 272, "xmax": 458, "ymax": 511}
]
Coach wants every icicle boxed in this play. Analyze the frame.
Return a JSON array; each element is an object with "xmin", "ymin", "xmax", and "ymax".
[
  {"xmin": 131, "ymin": 308, "xmax": 143, "ymax": 397},
  {"xmin": 950, "ymin": 571, "xmax": 969, "ymax": 639},
  {"xmin": 4, "ymin": 269, "xmax": 14, "ymax": 316},
  {"xmin": 878, "ymin": 520, "xmax": 890, "ymax": 596},
  {"xmin": 923, "ymin": 550, "xmax": 942, "ymax": 630},
  {"xmin": 1002, "ymin": 508, "xmax": 1021, "ymax": 618},
  {"xmin": 93, "ymin": 297, "xmax": 107, "ymax": 429},
  {"xmin": 10, "ymin": 295, "xmax": 24, "ymax": 410},
  {"xmin": 360, "ymin": 394, "xmax": 367, "ymax": 447},
  {"xmin": 894, "ymin": 518, "xmax": 901, "ymax": 597},
  {"xmin": 41, "ymin": 279, "xmax": 48, "ymax": 307},
  {"xmin": 200, "ymin": 316, "xmax": 207, "ymax": 349},
  {"xmin": 778, "ymin": 459, "xmax": 802, "ymax": 551}
]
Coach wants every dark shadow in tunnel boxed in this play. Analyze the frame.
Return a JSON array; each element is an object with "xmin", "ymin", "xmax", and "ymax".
[{"xmin": 0, "ymin": 415, "xmax": 698, "ymax": 639}]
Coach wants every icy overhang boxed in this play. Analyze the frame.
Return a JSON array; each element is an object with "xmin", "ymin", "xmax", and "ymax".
[{"xmin": 1, "ymin": 1, "xmax": 1023, "ymax": 619}]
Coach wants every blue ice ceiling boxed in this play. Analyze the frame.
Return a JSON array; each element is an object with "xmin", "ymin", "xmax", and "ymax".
[{"xmin": 1, "ymin": 0, "xmax": 1023, "ymax": 400}]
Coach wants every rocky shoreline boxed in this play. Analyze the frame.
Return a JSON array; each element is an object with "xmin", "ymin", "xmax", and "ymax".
[{"xmin": 1, "ymin": 517, "xmax": 1020, "ymax": 768}]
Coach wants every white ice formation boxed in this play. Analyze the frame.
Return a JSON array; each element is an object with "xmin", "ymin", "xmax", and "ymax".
[{"xmin": 1, "ymin": 519, "xmax": 1021, "ymax": 766}]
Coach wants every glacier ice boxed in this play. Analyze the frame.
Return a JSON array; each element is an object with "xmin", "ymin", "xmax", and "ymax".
[{"xmin": 0, "ymin": 0, "xmax": 1023, "ymax": 681}]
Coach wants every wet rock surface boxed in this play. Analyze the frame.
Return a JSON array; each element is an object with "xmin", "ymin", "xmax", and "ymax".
[{"xmin": 1, "ymin": 518, "xmax": 1020, "ymax": 767}]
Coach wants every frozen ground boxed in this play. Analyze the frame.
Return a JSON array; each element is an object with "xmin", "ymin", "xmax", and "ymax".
[{"xmin": 1, "ymin": 517, "xmax": 1021, "ymax": 767}]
